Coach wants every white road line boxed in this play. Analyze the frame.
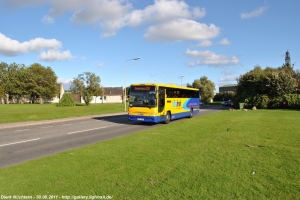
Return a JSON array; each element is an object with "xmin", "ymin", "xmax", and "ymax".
[
  {"xmin": 80, "ymin": 121, "xmax": 89, "ymax": 124},
  {"xmin": 62, "ymin": 124, "xmax": 72, "ymax": 126},
  {"xmin": 41, "ymin": 126, "xmax": 53, "ymax": 129},
  {"xmin": 15, "ymin": 129, "xmax": 30, "ymax": 132},
  {"xmin": 67, "ymin": 126, "xmax": 107, "ymax": 135},
  {"xmin": 0, "ymin": 138, "xmax": 40, "ymax": 147}
]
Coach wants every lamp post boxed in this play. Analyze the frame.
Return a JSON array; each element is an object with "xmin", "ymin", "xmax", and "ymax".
[
  {"xmin": 124, "ymin": 57, "xmax": 140, "ymax": 112},
  {"xmin": 180, "ymin": 75, "xmax": 184, "ymax": 86}
]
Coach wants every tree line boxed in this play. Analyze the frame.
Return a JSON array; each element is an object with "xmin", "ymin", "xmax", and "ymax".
[
  {"xmin": 0, "ymin": 62, "xmax": 58, "ymax": 104},
  {"xmin": 234, "ymin": 64, "xmax": 300, "ymax": 109},
  {"xmin": 1, "ymin": 61, "xmax": 299, "ymax": 108},
  {"xmin": 213, "ymin": 64, "xmax": 300, "ymax": 109},
  {"xmin": 0, "ymin": 62, "xmax": 104, "ymax": 106},
  {"xmin": 183, "ymin": 63, "xmax": 300, "ymax": 109},
  {"xmin": 0, "ymin": 61, "xmax": 216, "ymax": 106}
]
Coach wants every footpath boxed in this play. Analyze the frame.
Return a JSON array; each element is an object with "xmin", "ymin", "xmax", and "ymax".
[{"xmin": 0, "ymin": 112, "xmax": 127, "ymax": 130}]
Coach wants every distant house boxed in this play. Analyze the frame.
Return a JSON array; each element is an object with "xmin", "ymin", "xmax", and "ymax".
[
  {"xmin": 219, "ymin": 84, "xmax": 237, "ymax": 93},
  {"xmin": 96, "ymin": 86, "xmax": 124, "ymax": 104},
  {"xmin": 49, "ymin": 83, "xmax": 65, "ymax": 103},
  {"xmin": 72, "ymin": 86, "xmax": 124, "ymax": 104}
]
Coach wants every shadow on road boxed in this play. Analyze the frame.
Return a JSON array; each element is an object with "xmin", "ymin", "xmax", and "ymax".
[
  {"xmin": 92, "ymin": 105, "xmax": 226, "ymax": 125},
  {"xmin": 92, "ymin": 114, "xmax": 156, "ymax": 126}
]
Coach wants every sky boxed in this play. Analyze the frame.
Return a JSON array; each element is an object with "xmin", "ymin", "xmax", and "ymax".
[{"xmin": 0, "ymin": 0, "xmax": 299, "ymax": 92}]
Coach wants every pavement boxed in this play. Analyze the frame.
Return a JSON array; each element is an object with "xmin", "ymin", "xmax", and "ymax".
[{"xmin": 0, "ymin": 112, "xmax": 127, "ymax": 130}]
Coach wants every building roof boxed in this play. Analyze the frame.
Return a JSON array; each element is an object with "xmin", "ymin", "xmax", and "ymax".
[
  {"xmin": 103, "ymin": 87, "xmax": 123, "ymax": 95},
  {"xmin": 219, "ymin": 84, "xmax": 237, "ymax": 88}
]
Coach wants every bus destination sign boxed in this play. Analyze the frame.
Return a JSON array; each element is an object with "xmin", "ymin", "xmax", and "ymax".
[{"xmin": 134, "ymin": 86, "xmax": 153, "ymax": 91}]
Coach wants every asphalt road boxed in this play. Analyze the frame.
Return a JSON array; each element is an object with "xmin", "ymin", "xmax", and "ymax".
[{"xmin": 0, "ymin": 105, "xmax": 224, "ymax": 169}]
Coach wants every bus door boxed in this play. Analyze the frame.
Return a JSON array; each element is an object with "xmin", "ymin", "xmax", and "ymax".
[{"xmin": 158, "ymin": 87, "xmax": 165, "ymax": 117}]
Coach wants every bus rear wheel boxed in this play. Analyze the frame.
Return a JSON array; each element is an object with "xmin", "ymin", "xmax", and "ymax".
[
  {"xmin": 189, "ymin": 109, "xmax": 193, "ymax": 118},
  {"xmin": 164, "ymin": 112, "xmax": 171, "ymax": 124}
]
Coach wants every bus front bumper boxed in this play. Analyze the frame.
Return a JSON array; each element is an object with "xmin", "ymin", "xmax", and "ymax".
[{"xmin": 128, "ymin": 115, "xmax": 161, "ymax": 123}]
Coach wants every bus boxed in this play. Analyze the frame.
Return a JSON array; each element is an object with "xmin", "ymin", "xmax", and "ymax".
[{"xmin": 128, "ymin": 83, "xmax": 200, "ymax": 123}]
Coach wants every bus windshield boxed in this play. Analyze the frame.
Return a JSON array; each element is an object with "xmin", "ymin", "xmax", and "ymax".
[{"xmin": 129, "ymin": 86, "xmax": 156, "ymax": 107}]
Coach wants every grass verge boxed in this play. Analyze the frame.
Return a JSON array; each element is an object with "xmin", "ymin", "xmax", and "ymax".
[
  {"xmin": 0, "ymin": 110, "xmax": 299, "ymax": 199},
  {"xmin": 207, "ymin": 101, "xmax": 222, "ymax": 106},
  {"xmin": 0, "ymin": 103, "xmax": 124, "ymax": 124}
]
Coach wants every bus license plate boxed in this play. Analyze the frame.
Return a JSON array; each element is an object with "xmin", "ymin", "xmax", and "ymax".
[{"xmin": 137, "ymin": 118, "xmax": 144, "ymax": 121}]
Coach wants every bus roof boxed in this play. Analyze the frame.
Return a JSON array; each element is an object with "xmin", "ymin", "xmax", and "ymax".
[{"xmin": 130, "ymin": 83, "xmax": 199, "ymax": 90}]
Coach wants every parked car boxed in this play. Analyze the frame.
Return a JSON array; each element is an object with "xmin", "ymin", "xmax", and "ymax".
[
  {"xmin": 221, "ymin": 101, "xmax": 232, "ymax": 107},
  {"xmin": 199, "ymin": 101, "xmax": 204, "ymax": 106}
]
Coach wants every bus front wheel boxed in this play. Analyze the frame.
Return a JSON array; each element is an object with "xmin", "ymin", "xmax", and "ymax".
[
  {"xmin": 189, "ymin": 109, "xmax": 193, "ymax": 118},
  {"xmin": 164, "ymin": 112, "xmax": 171, "ymax": 124}
]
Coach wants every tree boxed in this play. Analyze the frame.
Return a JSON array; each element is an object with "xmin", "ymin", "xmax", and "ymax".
[
  {"xmin": 0, "ymin": 62, "xmax": 58, "ymax": 104},
  {"xmin": 213, "ymin": 91, "xmax": 236, "ymax": 101},
  {"xmin": 70, "ymin": 72, "xmax": 103, "ymax": 106},
  {"xmin": 0, "ymin": 62, "xmax": 8, "ymax": 103},
  {"xmin": 266, "ymin": 69, "xmax": 297, "ymax": 98},
  {"xmin": 235, "ymin": 66, "xmax": 268, "ymax": 103},
  {"xmin": 235, "ymin": 65, "xmax": 298, "ymax": 108},
  {"xmin": 0, "ymin": 85, "xmax": 5, "ymax": 103},
  {"xmin": 191, "ymin": 76, "xmax": 215, "ymax": 102},
  {"xmin": 27, "ymin": 63, "xmax": 58, "ymax": 104},
  {"xmin": 57, "ymin": 93, "xmax": 75, "ymax": 107},
  {"xmin": 0, "ymin": 62, "xmax": 30, "ymax": 103},
  {"xmin": 295, "ymin": 70, "xmax": 300, "ymax": 94}
]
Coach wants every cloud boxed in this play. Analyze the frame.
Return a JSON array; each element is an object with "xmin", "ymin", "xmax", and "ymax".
[
  {"xmin": 196, "ymin": 40, "xmax": 212, "ymax": 47},
  {"xmin": 0, "ymin": 33, "xmax": 73, "ymax": 61},
  {"xmin": 241, "ymin": 6, "xmax": 269, "ymax": 19},
  {"xmin": 42, "ymin": 15, "xmax": 54, "ymax": 24},
  {"xmin": 69, "ymin": 0, "xmax": 132, "ymax": 37},
  {"xmin": 222, "ymin": 69, "xmax": 235, "ymax": 75},
  {"xmin": 185, "ymin": 49, "xmax": 240, "ymax": 67},
  {"xmin": 219, "ymin": 76, "xmax": 237, "ymax": 82},
  {"xmin": 0, "ymin": 33, "xmax": 61, "ymax": 56},
  {"xmin": 97, "ymin": 63, "xmax": 104, "ymax": 68},
  {"xmin": 57, "ymin": 77, "xmax": 73, "ymax": 90},
  {"xmin": 1, "ymin": 0, "xmax": 211, "ymax": 41},
  {"xmin": 39, "ymin": 50, "xmax": 73, "ymax": 61},
  {"xmin": 144, "ymin": 19, "xmax": 220, "ymax": 41},
  {"xmin": 0, "ymin": 0, "xmax": 44, "ymax": 9},
  {"xmin": 57, "ymin": 77, "xmax": 73, "ymax": 84},
  {"xmin": 219, "ymin": 38, "xmax": 231, "ymax": 45},
  {"xmin": 1, "ymin": 0, "xmax": 133, "ymax": 38},
  {"xmin": 192, "ymin": 7, "xmax": 206, "ymax": 18},
  {"xmin": 126, "ymin": 0, "xmax": 205, "ymax": 27}
]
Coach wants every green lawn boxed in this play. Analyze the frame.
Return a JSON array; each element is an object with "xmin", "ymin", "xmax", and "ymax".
[
  {"xmin": 0, "ymin": 109, "xmax": 299, "ymax": 199},
  {"xmin": 0, "ymin": 103, "xmax": 124, "ymax": 123}
]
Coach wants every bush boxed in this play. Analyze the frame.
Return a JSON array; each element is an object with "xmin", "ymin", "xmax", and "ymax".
[
  {"xmin": 283, "ymin": 94, "xmax": 300, "ymax": 109},
  {"xmin": 239, "ymin": 94, "xmax": 300, "ymax": 109},
  {"xmin": 57, "ymin": 93, "xmax": 75, "ymax": 107},
  {"xmin": 268, "ymin": 97, "xmax": 284, "ymax": 109},
  {"xmin": 253, "ymin": 95, "xmax": 269, "ymax": 109},
  {"xmin": 213, "ymin": 91, "xmax": 236, "ymax": 102}
]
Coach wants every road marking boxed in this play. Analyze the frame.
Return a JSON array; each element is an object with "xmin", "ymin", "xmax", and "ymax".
[
  {"xmin": 0, "ymin": 138, "xmax": 40, "ymax": 147},
  {"xmin": 67, "ymin": 126, "xmax": 107, "ymax": 135},
  {"xmin": 80, "ymin": 121, "xmax": 89, "ymax": 124},
  {"xmin": 41, "ymin": 126, "xmax": 53, "ymax": 129},
  {"xmin": 15, "ymin": 129, "xmax": 30, "ymax": 132},
  {"xmin": 62, "ymin": 124, "xmax": 72, "ymax": 126}
]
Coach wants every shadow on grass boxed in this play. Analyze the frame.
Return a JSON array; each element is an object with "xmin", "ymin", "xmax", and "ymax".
[
  {"xmin": 75, "ymin": 103, "xmax": 86, "ymax": 106},
  {"xmin": 55, "ymin": 103, "xmax": 86, "ymax": 107},
  {"xmin": 270, "ymin": 108, "xmax": 300, "ymax": 112}
]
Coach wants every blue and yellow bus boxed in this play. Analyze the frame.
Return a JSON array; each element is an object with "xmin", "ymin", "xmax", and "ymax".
[{"xmin": 128, "ymin": 83, "xmax": 200, "ymax": 123}]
